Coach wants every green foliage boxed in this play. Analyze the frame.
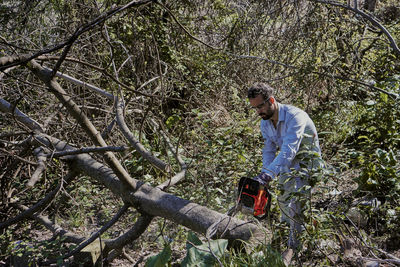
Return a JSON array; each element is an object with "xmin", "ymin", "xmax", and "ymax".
[
  {"xmin": 145, "ymin": 244, "xmax": 172, "ymax": 267},
  {"xmin": 354, "ymin": 148, "xmax": 399, "ymax": 197},
  {"xmin": 181, "ymin": 232, "xmax": 228, "ymax": 267},
  {"xmin": 222, "ymin": 244, "xmax": 285, "ymax": 267},
  {"xmin": 145, "ymin": 231, "xmax": 228, "ymax": 267},
  {"xmin": 347, "ymin": 92, "xmax": 400, "ymax": 198}
]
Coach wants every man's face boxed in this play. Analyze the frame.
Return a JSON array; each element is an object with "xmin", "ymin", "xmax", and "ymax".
[{"xmin": 249, "ymin": 94, "xmax": 274, "ymax": 120}]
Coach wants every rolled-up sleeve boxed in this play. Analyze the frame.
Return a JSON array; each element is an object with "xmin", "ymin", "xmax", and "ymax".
[{"xmin": 262, "ymin": 136, "xmax": 277, "ymax": 174}]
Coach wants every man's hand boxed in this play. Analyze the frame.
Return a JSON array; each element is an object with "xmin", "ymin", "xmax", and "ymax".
[{"xmin": 253, "ymin": 173, "xmax": 272, "ymax": 187}]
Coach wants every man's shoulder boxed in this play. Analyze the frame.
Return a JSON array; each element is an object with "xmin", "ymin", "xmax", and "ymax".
[{"xmin": 280, "ymin": 104, "xmax": 308, "ymax": 118}]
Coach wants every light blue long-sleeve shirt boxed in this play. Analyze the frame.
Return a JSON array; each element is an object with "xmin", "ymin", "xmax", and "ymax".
[{"xmin": 260, "ymin": 103, "xmax": 321, "ymax": 178}]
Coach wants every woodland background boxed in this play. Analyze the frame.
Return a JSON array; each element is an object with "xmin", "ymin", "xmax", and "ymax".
[{"xmin": 0, "ymin": 0, "xmax": 399, "ymax": 266}]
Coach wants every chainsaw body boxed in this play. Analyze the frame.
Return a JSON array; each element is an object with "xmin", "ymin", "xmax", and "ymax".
[{"xmin": 237, "ymin": 177, "xmax": 271, "ymax": 220}]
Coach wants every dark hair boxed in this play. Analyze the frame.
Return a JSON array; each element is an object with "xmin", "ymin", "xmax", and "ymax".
[{"xmin": 247, "ymin": 82, "xmax": 274, "ymax": 100}]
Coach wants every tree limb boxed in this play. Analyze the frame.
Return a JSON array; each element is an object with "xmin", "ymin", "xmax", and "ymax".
[
  {"xmin": 115, "ymin": 96, "xmax": 170, "ymax": 172},
  {"xmin": 0, "ymin": 0, "xmax": 154, "ymax": 72},
  {"xmin": 0, "ymin": 170, "xmax": 78, "ymax": 230},
  {"xmin": 48, "ymin": 145, "xmax": 128, "ymax": 158},
  {"xmin": 42, "ymin": 66, "xmax": 114, "ymax": 100},
  {"xmin": 310, "ymin": 0, "xmax": 400, "ymax": 57},
  {"xmin": 0, "ymin": 98, "xmax": 44, "ymax": 133},
  {"xmin": 14, "ymin": 204, "xmax": 85, "ymax": 244},
  {"xmin": 27, "ymin": 147, "xmax": 48, "ymax": 187},
  {"xmin": 55, "ymin": 204, "xmax": 129, "ymax": 263},
  {"xmin": 27, "ymin": 59, "xmax": 138, "ymax": 191},
  {"xmin": 104, "ymin": 213, "xmax": 153, "ymax": 256},
  {"xmin": 32, "ymin": 133, "xmax": 268, "ymax": 244}
]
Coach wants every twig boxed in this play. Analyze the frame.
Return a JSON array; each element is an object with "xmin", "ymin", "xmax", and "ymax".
[
  {"xmin": 0, "ymin": 0, "xmax": 154, "ymax": 72},
  {"xmin": 310, "ymin": 0, "xmax": 400, "ymax": 57},
  {"xmin": 43, "ymin": 204, "xmax": 129, "ymax": 265},
  {"xmin": 0, "ymin": 147, "xmax": 38, "ymax": 166},
  {"xmin": 15, "ymin": 204, "xmax": 85, "ymax": 244},
  {"xmin": 0, "ymin": 170, "xmax": 78, "ymax": 230}
]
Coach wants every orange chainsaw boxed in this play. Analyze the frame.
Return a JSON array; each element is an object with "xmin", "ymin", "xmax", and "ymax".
[{"xmin": 236, "ymin": 177, "xmax": 271, "ymax": 220}]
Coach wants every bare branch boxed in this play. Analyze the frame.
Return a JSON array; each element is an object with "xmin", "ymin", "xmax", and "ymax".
[
  {"xmin": 27, "ymin": 59, "xmax": 138, "ymax": 191},
  {"xmin": 27, "ymin": 147, "xmax": 47, "ymax": 187},
  {"xmin": 0, "ymin": 170, "xmax": 78, "ymax": 230},
  {"xmin": 0, "ymin": 98, "xmax": 44, "ymax": 132},
  {"xmin": 0, "ymin": 0, "xmax": 154, "ymax": 72},
  {"xmin": 49, "ymin": 145, "xmax": 128, "ymax": 157},
  {"xmin": 54, "ymin": 205, "xmax": 129, "ymax": 263},
  {"xmin": 115, "ymin": 96, "xmax": 170, "ymax": 172},
  {"xmin": 104, "ymin": 214, "xmax": 153, "ymax": 255},
  {"xmin": 310, "ymin": 0, "xmax": 400, "ymax": 56},
  {"xmin": 14, "ymin": 204, "xmax": 85, "ymax": 244},
  {"xmin": 42, "ymin": 66, "xmax": 114, "ymax": 100}
]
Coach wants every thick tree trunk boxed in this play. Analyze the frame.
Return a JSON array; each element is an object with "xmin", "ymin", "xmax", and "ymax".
[{"xmin": 34, "ymin": 134, "xmax": 269, "ymax": 244}]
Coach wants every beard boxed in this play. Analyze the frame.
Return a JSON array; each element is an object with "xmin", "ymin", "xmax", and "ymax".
[{"xmin": 259, "ymin": 110, "xmax": 274, "ymax": 120}]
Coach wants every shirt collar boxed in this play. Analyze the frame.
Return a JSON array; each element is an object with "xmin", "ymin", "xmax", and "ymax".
[{"xmin": 277, "ymin": 103, "xmax": 285, "ymax": 122}]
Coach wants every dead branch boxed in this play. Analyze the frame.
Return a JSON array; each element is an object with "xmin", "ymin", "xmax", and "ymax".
[
  {"xmin": 104, "ymin": 213, "xmax": 153, "ymax": 255},
  {"xmin": 42, "ymin": 66, "xmax": 114, "ymax": 100},
  {"xmin": 48, "ymin": 145, "xmax": 128, "ymax": 158},
  {"xmin": 14, "ymin": 204, "xmax": 85, "ymax": 244},
  {"xmin": 53, "ymin": 204, "xmax": 130, "ymax": 263},
  {"xmin": 310, "ymin": 0, "xmax": 400, "ymax": 57},
  {"xmin": 0, "ymin": 170, "xmax": 78, "ymax": 230},
  {"xmin": 0, "ymin": 98, "xmax": 44, "ymax": 132},
  {"xmin": 115, "ymin": 96, "xmax": 170, "ymax": 172},
  {"xmin": 27, "ymin": 59, "xmax": 138, "ymax": 191},
  {"xmin": 27, "ymin": 147, "xmax": 47, "ymax": 187}
]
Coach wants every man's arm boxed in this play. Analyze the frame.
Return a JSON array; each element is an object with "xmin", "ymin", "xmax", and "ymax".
[
  {"xmin": 262, "ymin": 137, "xmax": 277, "ymax": 174},
  {"xmin": 264, "ymin": 112, "xmax": 308, "ymax": 177}
]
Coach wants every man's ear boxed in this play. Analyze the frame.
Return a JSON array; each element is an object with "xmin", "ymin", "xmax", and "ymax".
[{"xmin": 269, "ymin": 97, "xmax": 275, "ymax": 105}]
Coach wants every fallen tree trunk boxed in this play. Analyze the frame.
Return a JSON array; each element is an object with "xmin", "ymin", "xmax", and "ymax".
[{"xmin": 33, "ymin": 133, "xmax": 269, "ymax": 244}]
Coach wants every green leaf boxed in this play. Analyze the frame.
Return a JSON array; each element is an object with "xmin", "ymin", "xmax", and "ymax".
[
  {"xmin": 186, "ymin": 231, "xmax": 202, "ymax": 250},
  {"xmin": 145, "ymin": 244, "xmax": 172, "ymax": 267},
  {"xmin": 181, "ymin": 233, "xmax": 228, "ymax": 267}
]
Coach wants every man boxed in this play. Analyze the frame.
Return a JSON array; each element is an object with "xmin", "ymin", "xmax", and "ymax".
[{"xmin": 247, "ymin": 82, "xmax": 323, "ymax": 259}]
